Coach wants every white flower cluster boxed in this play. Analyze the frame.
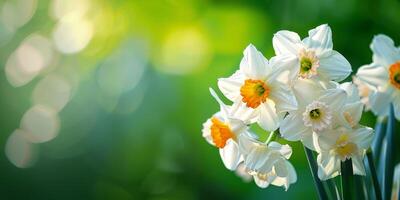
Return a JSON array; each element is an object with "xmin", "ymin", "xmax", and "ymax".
[
  {"xmin": 356, "ymin": 34, "xmax": 400, "ymax": 120},
  {"xmin": 202, "ymin": 24, "xmax": 374, "ymax": 190}
]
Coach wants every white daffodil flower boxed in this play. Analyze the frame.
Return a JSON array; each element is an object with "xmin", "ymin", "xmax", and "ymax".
[
  {"xmin": 280, "ymin": 79, "xmax": 348, "ymax": 150},
  {"xmin": 238, "ymin": 134, "xmax": 297, "ymax": 190},
  {"xmin": 316, "ymin": 126, "xmax": 373, "ymax": 180},
  {"xmin": 202, "ymin": 88, "xmax": 249, "ymax": 170},
  {"xmin": 272, "ymin": 24, "xmax": 352, "ymax": 83},
  {"xmin": 218, "ymin": 44, "xmax": 298, "ymax": 132},
  {"xmin": 356, "ymin": 34, "xmax": 400, "ymax": 120}
]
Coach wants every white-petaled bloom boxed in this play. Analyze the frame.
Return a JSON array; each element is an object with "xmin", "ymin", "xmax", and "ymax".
[
  {"xmin": 356, "ymin": 34, "xmax": 400, "ymax": 120},
  {"xmin": 280, "ymin": 79, "xmax": 348, "ymax": 150},
  {"xmin": 238, "ymin": 135, "xmax": 297, "ymax": 190},
  {"xmin": 316, "ymin": 126, "xmax": 373, "ymax": 180},
  {"xmin": 202, "ymin": 88, "xmax": 249, "ymax": 170},
  {"xmin": 218, "ymin": 44, "xmax": 298, "ymax": 132},
  {"xmin": 272, "ymin": 24, "xmax": 352, "ymax": 83}
]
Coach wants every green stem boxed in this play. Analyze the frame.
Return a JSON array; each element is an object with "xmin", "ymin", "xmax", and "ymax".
[
  {"xmin": 341, "ymin": 159, "xmax": 354, "ymax": 200},
  {"xmin": 304, "ymin": 146, "xmax": 328, "ymax": 200},
  {"xmin": 366, "ymin": 150, "xmax": 382, "ymax": 200},
  {"xmin": 383, "ymin": 104, "xmax": 395, "ymax": 200},
  {"xmin": 265, "ymin": 131, "xmax": 276, "ymax": 144}
]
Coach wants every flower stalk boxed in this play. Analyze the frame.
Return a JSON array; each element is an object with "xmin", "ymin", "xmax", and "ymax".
[{"xmin": 341, "ymin": 159, "xmax": 354, "ymax": 200}]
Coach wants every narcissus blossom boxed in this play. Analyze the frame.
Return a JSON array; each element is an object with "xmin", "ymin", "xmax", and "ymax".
[
  {"xmin": 356, "ymin": 34, "xmax": 400, "ymax": 120},
  {"xmin": 316, "ymin": 126, "xmax": 373, "ymax": 180},
  {"xmin": 238, "ymin": 135, "xmax": 297, "ymax": 190},
  {"xmin": 218, "ymin": 44, "xmax": 298, "ymax": 131},
  {"xmin": 280, "ymin": 79, "xmax": 348, "ymax": 150},
  {"xmin": 202, "ymin": 88, "xmax": 249, "ymax": 170},
  {"xmin": 272, "ymin": 24, "xmax": 352, "ymax": 83}
]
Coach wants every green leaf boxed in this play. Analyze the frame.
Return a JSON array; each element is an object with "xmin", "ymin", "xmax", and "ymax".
[
  {"xmin": 382, "ymin": 104, "xmax": 395, "ymax": 200},
  {"xmin": 366, "ymin": 150, "xmax": 382, "ymax": 200},
  {"xmin": 372, "ymin": 118, "xmax": 387, "ymax": 164},
  {"xmin": 304, "ymin": 146, "xmax": 329, "ymax": 199}
]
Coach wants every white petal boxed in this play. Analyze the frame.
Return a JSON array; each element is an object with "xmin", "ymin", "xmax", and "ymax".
[
  {"xmin": 274, "ymin": 160, "xmax": 288, "ymax": 177},
  {"xmin": 254, "ymin": 176, "xmax": 271, "ymax": 188},
  {"xmin": 268, "ymin": 82, "xmax": 298, "ymax": 113},
  {"xmin": 258, "ymin": 100, "xmax": 280, "ymax": 131},
  {"xmin": 269, "ymin": 54, "xmax": 299, "ymax": 84},
  {"xmin": 240, "ymin": 44, "xmax": 270, "ymax": 79},
  {"xmin": 349, "ymin": 126, "xmax": 373, "ymax": 150},
  {"xmin": 209, "ymin": 88, "xmax": 230, "ymax": 120},
  {"xmin": 230, "ymin": 101, "xmax": 259, "ymax": 124},
  {"xmin": 344, "ymin": 102, "xmax": 364, "ymax": 126},
  {"xmin": 292, "ymin": 79, "xmax": 324, "ymax": 107},
  {"xmin": 286, "ymin": 161, "xmax": 297, "ymax": 184},
  {"xmin": 352, "ymin": 154, "xmax": 366, "ymax": 176},
  {"xmin": 340, "ymin": 82, "xmax": 361, "ymax": 102},
  {"xmin": 356, "ymin": 63, "xmax": 388, "ymax": 90},
  {"xmin": 319, "ymin": 88, "xmax": 347, "ymax": 110},
  {"xmin": 280, "ymin": 112, "xmax": 309, "ymax": 142},
  {"xmin": 318, "ymin": 50, "xmax": 352, "ymax": 82},
  {"xmin": 268, "ymin": 142, "xmax": 292, "ymax": 159},
  {"xmin": 304, "ymin": 24, "xmax": 333, "ymax": 53},
  {"xmin": 238, "ymin": 134, "xmax": 257, "ymax": 156},
  {"xmin": 227, "ymin": 118, "xmax": 247, "ymax": 136},
  {"xmin": 219, "ymin": 139, "xmax": 241, "ymax": 170},
  {"xmin": 371, "ymin": 34, "xmax": 400, "ymax": 66},
  {"xmin": 317, "ymin": 129, "xmax": 338, "ymax": 151},
  {"xmin": 369, "ymin": 89, "xmax": 393, "ymax": 116},
  {"xmin": 273, "ymin": 30, "xmax": 301, "ymax": 55},
  {"xmin": 317, "ymin": 152, "xmax": 340, "ymax": 180},
  {"xmin": 302, "ymin": 131, "xmax": 318, "ymax": 151},
  {"xmin": 217, "ymin": 70, "xmax": 244, "ymax": 102},
  {"xmin": 201, "ymin": 117, "xmax": 214, "ymax": 145}
]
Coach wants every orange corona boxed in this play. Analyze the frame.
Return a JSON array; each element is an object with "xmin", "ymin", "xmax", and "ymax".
[
  {"xmin": 389, "ymin": 62, "xmax": 400, "ymax": 89},
  {"xmin": 210, "ymin": 117, "xmax": 235, "ymax": 148},
  {"xmin": 240, "ymin": 79, "xmax": 270, "ymax": 108}
]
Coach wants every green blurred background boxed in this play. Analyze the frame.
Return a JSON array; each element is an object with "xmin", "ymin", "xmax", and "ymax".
[{"xmin": 0, "ymin": 0, "xmax": 398, "ymax": 199}]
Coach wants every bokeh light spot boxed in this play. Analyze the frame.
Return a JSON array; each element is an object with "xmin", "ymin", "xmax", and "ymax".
[
  {"xmin": 5, "ymin": 34, "xmax": 54, "ymax": 87},
  {"xmin": 20, "ymin": 105, "xmax": 60, "ymax": 143},
  {"xmin": 154, "ymin": 26, "xmax": 211, "ymax": 75},
  {"xmin": 53, "ymin": 18, "xmax": 93, "ymax": 54},
  {"xmin": 5, "ymin": 129, "xmax": 39, "ymax": 168},
  {"xmin": 32, "ymin": 74, "xmax": 72, "ymax": 112}
]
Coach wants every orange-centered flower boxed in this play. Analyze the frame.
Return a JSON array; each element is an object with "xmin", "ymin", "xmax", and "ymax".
[
  {"xmin": 210, "ymin": 117, "xmax": 235, "ymax": 148},
  {"xmin": 240, "ymin": 79, "xmax": 270, "ymax": 108},
  {"xmin": 389, "ymin": 62, "xmax": 400, "ymax": 89}
]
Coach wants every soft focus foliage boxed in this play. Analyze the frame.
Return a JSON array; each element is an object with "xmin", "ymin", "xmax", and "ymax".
[{"xmin": 1, "ymin": 0, "xmax": 400, "ymax": 199}]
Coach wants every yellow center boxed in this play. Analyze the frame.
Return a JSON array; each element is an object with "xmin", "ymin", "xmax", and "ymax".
[
  {"xmin": 309, "ymin": 109, "xmax": 321, "ymax": 119},
  {"xmin": 335, "ymin": 134, "xmax": 357, "ymax": 160},
  {"xmin": 210, "ymin": 117, "xmax": 235, "ymax": 148},
  {"xmin": 240, "ymin": 79, "xmax": 270, "ymax": 108},
  {"xmin": 389, "ymin": 62, "xmax": 400, "ymax": 89},
  {"xmin": 300, "ymin": 57, "xmax": 313, "ymax": 74}
]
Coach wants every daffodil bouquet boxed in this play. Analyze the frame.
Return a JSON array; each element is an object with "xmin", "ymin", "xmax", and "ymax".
[{"xmin": 202, "ymin": 24, "xmax": 400, "ymax": 200}]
